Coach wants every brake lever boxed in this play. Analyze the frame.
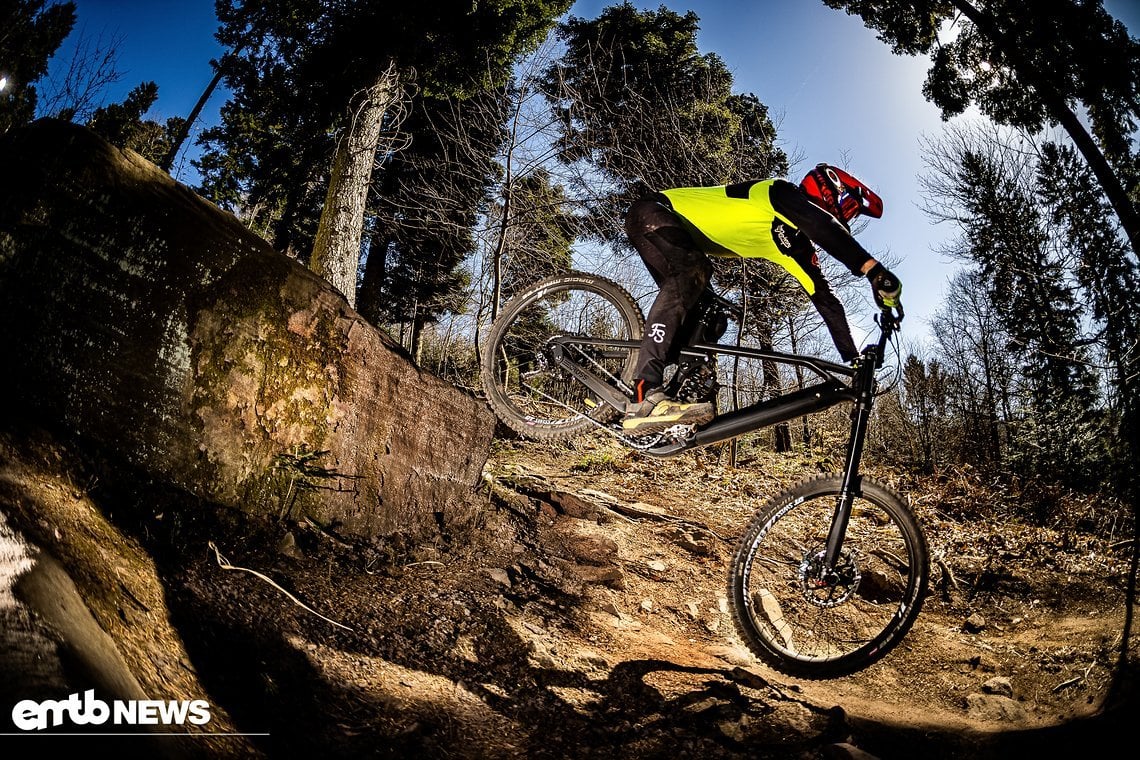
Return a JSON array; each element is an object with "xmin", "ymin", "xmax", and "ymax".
[{"xmin": 877, "ymin": 304, "xmax": 904, "ymax": 331}]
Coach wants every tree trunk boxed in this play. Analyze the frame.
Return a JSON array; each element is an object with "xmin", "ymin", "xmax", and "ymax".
[
  {"xmin": 310, "ymin": 62, "xmax": 401, "ymax": 307},
  {"xmin": 787, "ymin": 314, "xmax": 811, "ymax": 451},
  {"xmin": 357, "ymin": 226, "xmax": 392, "ymax": 326},
  {"xmin": 756, "ymin": 315, "xmax": 791, "ymax": 453},
  {"xmin": 160, "ymin": 48, "xmax": 239, "ymax": 174},
  {"xmin": 0, "ymin": 119, "xmax": 496, "ymax": 541}
]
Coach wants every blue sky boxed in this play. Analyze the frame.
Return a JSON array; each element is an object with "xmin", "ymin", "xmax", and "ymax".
[{"xmin": 45, "ymin": 0, "xmax": 1140, "ymax": 346}]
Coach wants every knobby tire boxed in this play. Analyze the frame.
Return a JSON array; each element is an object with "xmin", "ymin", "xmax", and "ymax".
[
  {"xmin": 480, "ymin": 273, "xmax": 644, "ymax": 442},
  {"xmin": 728, "ymin": 474, "xmax": 929, "ymax": 678}
]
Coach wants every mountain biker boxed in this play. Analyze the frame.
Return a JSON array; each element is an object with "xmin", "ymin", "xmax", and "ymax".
[{"xmin": 622, "ymin": 163, "xmax": 902, "ymax": 435}]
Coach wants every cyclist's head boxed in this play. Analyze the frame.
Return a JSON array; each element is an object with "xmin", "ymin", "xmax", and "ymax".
[{"xmin": 800, "ymin": 163, "xmax": 884, "ymax": 228}]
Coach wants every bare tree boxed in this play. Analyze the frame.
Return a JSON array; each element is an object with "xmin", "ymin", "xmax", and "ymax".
[{"xmin": 36, "ymin": 28, "xmax": 123, "ymax": 123}]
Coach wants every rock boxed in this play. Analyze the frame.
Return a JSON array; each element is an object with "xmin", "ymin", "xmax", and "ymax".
[
  {"xmin": 0, "ymin": 119, "xmax": 496, "ymax": 541},
  {"xmin": 558, "ymin": 533, "xmax": 619, "ymax": 565},
  {"xmin": 578, "ymin": 488, "xmax": 620, "ymax": 504},
  {"xmin": 277, "ymin": 531, "xmax": 304, "ymax": 559},
  {"xmin": 717, "ymin": 713, "xmax": 752, "ymax": 741},
  {"xmin": 708, "ymin": 645, "xmax": 753, "ymax": 667},
  {"xmin": 562, "ymin": 562, "xmax": 625, "ymax": 588},
  {"xmin": 599, "ymin": 600, "xmax": 622, "ymax": 618},
  {"xmin": 856, "ymin": 567, "xmax": 904, "ymax": 602},
  {"xmin": 965, "ymin": 693, "xmax": 1028, "ymax": 722},
  {"xmin": 545, "ymin": 490, "xmax": 601, "ymax": 520},
  {"xmin": 726, "ymin": 665, "xmax": 768, "ymax": 689},
  {"xmin": 530, "ymin": 653, "xmax": 558, "ymax": 670},
  {"xmin": 611, "ymin": 615, "xmax": 642, "ymax": 631},
  {"xmin": 481, "ymin": 568, "xmax": 511, "ymax": 587},
  {"xmin": 823, "ymin": 742, "xmax": 882, "ymax": 760},
  {"xmin": 964, "ymin": 613, "xmax": 986, "ymax": 633},
  {"xmin": 678, "ymin": 536, "xmax": 711, "ymax": 554},
  {"xmin": 628, "ymin": 500, "xmax": 665, "ymax": 514},
  {"xmin": 573, "ymin": 652, "xmax": 611, "ymax": 671},
  {"xmin": 982, "ymin": 676, "xmax": 1014, "ymax": 697}
]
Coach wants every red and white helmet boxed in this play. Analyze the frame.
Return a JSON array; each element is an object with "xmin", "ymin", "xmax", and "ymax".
[{"xmin": 799, "ymin": 163, "xmax": 883, "ymax": 227}]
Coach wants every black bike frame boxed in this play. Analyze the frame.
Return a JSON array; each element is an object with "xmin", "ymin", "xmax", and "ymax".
[
  {"xmin": 548, "ymin": 310, "xmax": 899, "ymax": 570},
  {"xmin": 547, "ymin": 335, "xmax": 860, "ymax": 459},
  {"xmin": 639, "ymin": 342, "xmax": 856, "ymax": 458}
]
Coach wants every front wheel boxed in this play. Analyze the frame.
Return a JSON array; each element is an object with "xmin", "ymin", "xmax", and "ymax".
[
  {"xmin": 480, "ymin": 273, "xmax": 644, "ymax": 441},
  {"xmin": 728, "ymin": 475, "xmax": 928, "ymax": 679}
]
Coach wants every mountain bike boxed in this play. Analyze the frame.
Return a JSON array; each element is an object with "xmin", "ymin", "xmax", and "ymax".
[{"xmin": 480, "ymin": 271, "xmax": 928, "ymax": 679}]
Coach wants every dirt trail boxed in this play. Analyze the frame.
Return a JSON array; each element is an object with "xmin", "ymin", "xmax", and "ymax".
[{"xmin": 1, "ymin": 432, "xmax": 1133, "ymax": 759}]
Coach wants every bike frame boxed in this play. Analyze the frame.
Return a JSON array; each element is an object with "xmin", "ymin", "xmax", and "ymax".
[{"xmin": 548, "ymin": 309, "xmax": 899, "ymax": 570}]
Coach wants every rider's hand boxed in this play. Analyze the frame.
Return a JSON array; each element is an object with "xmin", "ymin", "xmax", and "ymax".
[{"xmin": 867, "ymin": 262, "xmax": 902, "ymax": 309}]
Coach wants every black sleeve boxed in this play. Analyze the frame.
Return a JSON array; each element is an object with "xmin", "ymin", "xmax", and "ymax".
[
  {"xmin": 769, "ymin": 179, "xmax": 873, "ymax": 276},
  {"xmin": 788, "ymin": 243, "xmax": 860, "ymax": 362},
  {"xmin": 810, "ymin": 287, "xmax": 860, "ymax": 362}
]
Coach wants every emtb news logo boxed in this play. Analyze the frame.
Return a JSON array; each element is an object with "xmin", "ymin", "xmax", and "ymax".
[{"xmin": 11, "ymin": 690, "xmax": 211, "ymax": 731}]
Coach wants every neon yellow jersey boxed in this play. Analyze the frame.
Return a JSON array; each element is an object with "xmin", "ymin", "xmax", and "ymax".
[{"xmin": 661, "ymin": 181, "xmax": 817, "ymax": 294}]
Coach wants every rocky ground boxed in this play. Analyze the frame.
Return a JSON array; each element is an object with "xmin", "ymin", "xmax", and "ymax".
[{"xmin": 1, "ymin": 429, "xmax": 1136, "ymax": 759}]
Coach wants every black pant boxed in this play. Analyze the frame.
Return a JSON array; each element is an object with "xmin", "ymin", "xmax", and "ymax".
[{"xmin": 625, "ymin": 198, "xmax": 712, "ymax": 388}]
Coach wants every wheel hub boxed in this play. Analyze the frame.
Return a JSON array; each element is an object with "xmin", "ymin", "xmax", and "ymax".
[{"xmin": 798, "ymin": 548, "xmax": 861, "ymax": 608}]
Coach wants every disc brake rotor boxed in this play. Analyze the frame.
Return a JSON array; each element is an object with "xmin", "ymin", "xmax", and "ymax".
[{"xmin": 798, "ymin": 548, "xmax": 862, "ymax": 608}]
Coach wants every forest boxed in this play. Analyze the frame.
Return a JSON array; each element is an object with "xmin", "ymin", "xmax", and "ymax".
[
  {"xmin": 2, "ymin": 0, "xmax": 1139, "ymax": 756},
  {"xmin": 10, "ymin": 0, "xmax": 1135, "ymax": 505},
  {"xmin": 1, "ymin": 1, "xmax": 1134, "ymax": 488}
]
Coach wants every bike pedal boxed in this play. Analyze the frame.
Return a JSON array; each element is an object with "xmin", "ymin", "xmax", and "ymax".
[{"xmin": 661, "ymin": 423, "xmax": 698, "ymax": 441}]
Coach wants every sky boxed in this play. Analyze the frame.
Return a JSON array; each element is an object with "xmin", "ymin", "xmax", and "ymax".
[{"xmin": 43, "ymin": 0, "xmax": 1140, "ymax": 346}]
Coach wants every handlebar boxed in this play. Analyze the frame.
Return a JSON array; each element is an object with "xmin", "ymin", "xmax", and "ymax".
[
  {"xmin": 865, "ymin": 302, "xmax": 903, "ymax": 369},
  {"xmin": 881, "ymin": 301, "xmax": 904, "ymax": 330}
]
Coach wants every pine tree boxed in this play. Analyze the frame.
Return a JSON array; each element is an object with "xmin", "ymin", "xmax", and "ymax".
[
  {"xmin": 199, "ymin": 0, "xmax": 572, "ymax": 307},
  {"xmin": 356, "ymin": 89, "xmax": 507, "ymax": 357},
  {"xmin": 925, "ymin": 125, "xmax": 1109, "ymax": 490},
  {"xmin": 1038, "ymin": 141, "xmax": 1140, "ymax": 500},
  {"xmin": 543, "ymin": 2, "xmax": 788, "ymax": 218},
  {"xmin": 0, "ymin": 0, "xmax": 76, "ymax": 133},
  {"xmin": 85, "ymin": 81, "xmax": 185, "ymax": 166},
  {"xmin": 822, "ymin": 0, "xmax": 1140, "ymax": 260}
]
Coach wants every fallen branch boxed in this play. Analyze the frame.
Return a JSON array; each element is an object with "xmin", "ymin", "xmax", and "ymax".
[
  {"xmin": 934, "ymin": 551, "xmax": 960, "ymax": 594},
  {"xmin": 1052, "ymin": 676, "xmax": 1082, "ymax": 692},
  {"xmin": 208, "ymin": 541, "xmax": 353, "ymax": 631}
]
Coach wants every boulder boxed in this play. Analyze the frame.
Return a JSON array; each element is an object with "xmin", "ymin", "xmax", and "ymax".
[{"xmin": 0, "ymin": 119, "xmax": 496, "ymax": 539}]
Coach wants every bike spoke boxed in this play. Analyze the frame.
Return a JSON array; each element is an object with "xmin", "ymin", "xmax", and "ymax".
[
  {"xmin": 730, "ymin": 477, "xmax": 927, "ymax": 678},
  {"xmin": 482, "ymin": 276, "xmax": 642, "ymax": 440}
]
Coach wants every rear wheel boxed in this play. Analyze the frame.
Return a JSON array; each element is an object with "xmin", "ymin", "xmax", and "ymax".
[
  {"xmin": 480, "ymin": 273, "xmax": 644, "ymax": 441},
  {"xmin": 728, "ymin": 475, "xmax": 928, "ymax": 678}
]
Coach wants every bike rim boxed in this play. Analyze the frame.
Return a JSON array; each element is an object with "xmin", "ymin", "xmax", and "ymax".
[
  {"xmin": 738, "ymin": 492, "xmax": 920, "ymax": 669},
  {"xmin": 488, "ymin": 285, "xmax": 638, "ymax": 430}
]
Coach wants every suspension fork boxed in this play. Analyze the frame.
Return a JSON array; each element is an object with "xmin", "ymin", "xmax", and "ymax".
[{"xmin": 821, "ymin": 351, "xmax": 879, "ymax": 568}]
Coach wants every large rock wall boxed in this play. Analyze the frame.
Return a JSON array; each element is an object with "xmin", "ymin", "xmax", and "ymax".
[{"xmin": 0, "ymin": 119, "xmax": 496, "ymax": 539}]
